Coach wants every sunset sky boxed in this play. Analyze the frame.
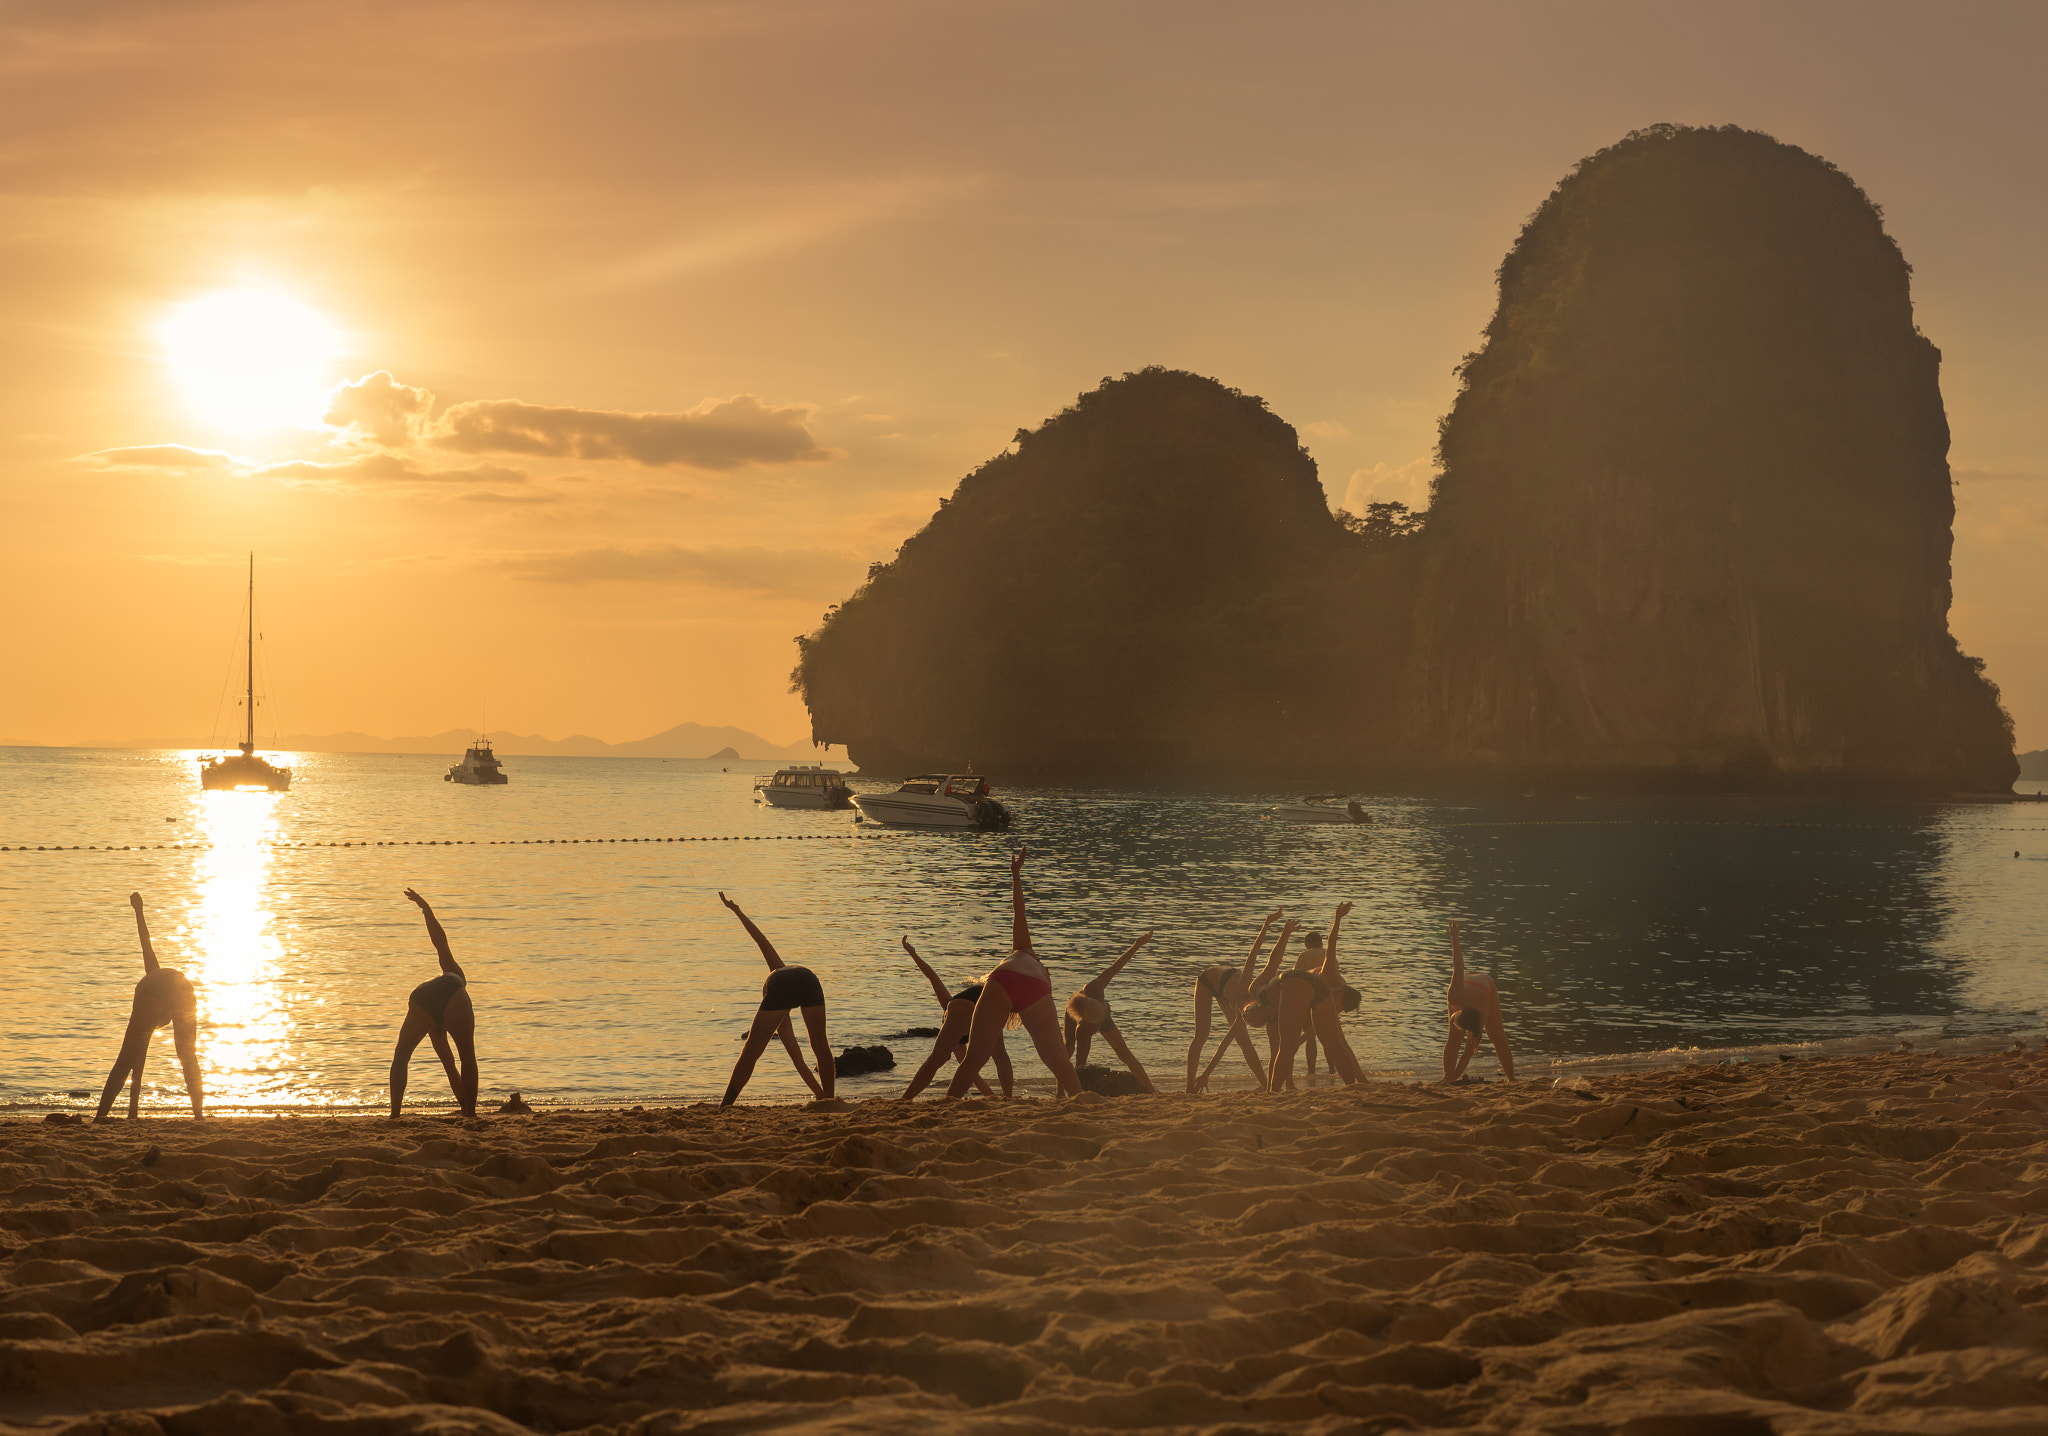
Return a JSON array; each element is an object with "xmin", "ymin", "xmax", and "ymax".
[{"xmin": 3, "ymin": 1, "xmax": 2044, "ymax": 751}]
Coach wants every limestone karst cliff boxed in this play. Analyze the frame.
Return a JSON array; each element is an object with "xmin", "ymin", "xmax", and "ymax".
[
  {"xmin": 1406, "ymin": 124, "xmax": 2014, "ymax": 789},
  {"xmin": 793, "ymin": 368, "xmax": 1360, "ymax": 779},
  {"xmin": 794, "ymin": 126, "xmax": 2016, "ymax": 792}
]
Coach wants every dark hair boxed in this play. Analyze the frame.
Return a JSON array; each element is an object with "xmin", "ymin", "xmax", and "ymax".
[
  {"xmin": 1455, "ymin": 1008, "xmax": 1483, "ymax": 1032},
  {"xmin": 1340, "ymin": 986, "xmax": 1361, "ymax": 1013}
]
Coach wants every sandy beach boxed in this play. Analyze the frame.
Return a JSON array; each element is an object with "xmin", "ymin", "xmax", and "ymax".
[{"xmin": 5, "ymin": 1050, "xmax": 2047, "ymax": 1434}]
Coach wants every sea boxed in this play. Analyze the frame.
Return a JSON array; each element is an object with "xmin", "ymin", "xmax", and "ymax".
[{"xmin": 3, "ymin": 745, "xmax": 2044, "ymax": 1114}]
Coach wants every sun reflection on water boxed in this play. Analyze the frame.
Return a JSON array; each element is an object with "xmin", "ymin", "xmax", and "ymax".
[{"xmin": 176, "ymin": 789, "xmax": 308, "ymax": 1106}]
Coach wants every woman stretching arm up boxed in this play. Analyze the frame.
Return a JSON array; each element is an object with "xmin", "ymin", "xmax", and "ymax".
[
  {"xmin": 95, "ymin": 893, "xmax": 203, "ymax": 1122},
  {"xmin": 1443, "ymin": 919, "xmax": 1513, "ymax": 1083},
  {"xmin": 899, "ymin": 936, "xmax": 1008, "ymax": 1100},
  {"xmin": 1064, "ymin": 930, "xmax": 1156, "ymax": 1092},
  {"xmin": 718, "ymin": 893, "xmax": 834, "ymax": 1107},
  {"xmin": 946, "ymin": 846, "xmax": 1083, "ymax": 1099}
]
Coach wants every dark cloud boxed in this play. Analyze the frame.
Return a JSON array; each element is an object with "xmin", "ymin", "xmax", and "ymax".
[
  {"xmin": 324, "ymin": 371, "xmax": 433, "ymax": 447},
  {"xmin": 76, "ymin": 444, "xmax": 244, "ymax": 472},
  {"xmin": 434, "ymin": 394, "xmax": 834, "ymax": 470},
  {"xmin": 502, "ymin": 544, "xmax": 859, "ymax": 594}
]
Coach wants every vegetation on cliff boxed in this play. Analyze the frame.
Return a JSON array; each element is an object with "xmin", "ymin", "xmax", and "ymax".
[
  {"xmin": 1412, "ymin": 123, "xmax": 2014, "ymax": 788},
  {"xmin": 795, "ymin": 126, "xmax": 2016, "ymax": 791},
  {"xmin": 793, "ymin": 368, "xmax": 1357, "ymax": 778}
]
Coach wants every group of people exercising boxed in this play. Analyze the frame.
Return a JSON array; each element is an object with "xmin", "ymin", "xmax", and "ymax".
[{"xmin": 91, "ymin": 844, "xmax": 1514, "ymax": 1121}]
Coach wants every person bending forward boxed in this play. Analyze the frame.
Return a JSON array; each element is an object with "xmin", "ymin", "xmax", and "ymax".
[
  {"xmin": 1065, "ymin": 929, "xmax": 1157, "ymax": 1092},
  {"xmin": 899, "ymin": 935, "xmax": 1010, "ymax": 1100},
  {"xmin": 718, "ymin": 893, "xmax": 836, "ymax": 1106},
  {"xmin": 946, "ymin": 846, "xmax": 1084, "ymax": 1099},
  {"xmin": 95, "ymin": 892, "xmax": 203, "ymax": 1122},
  {"xmin": 1443, "ymin": 919, "xmax": 1514, "ymax": 1083},
  {"xmin": 389, "ymin": 888, "xmax": 479, "ymax": 1118}
]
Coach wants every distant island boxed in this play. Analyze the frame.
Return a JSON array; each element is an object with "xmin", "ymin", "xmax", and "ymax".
[
  {"xmin": 88, "ymin": 722, "xmax": 823, "ymax": 763},
  {"xmin": 795, "ymin": 125, "xmax": 2018, "ymax": 793}
]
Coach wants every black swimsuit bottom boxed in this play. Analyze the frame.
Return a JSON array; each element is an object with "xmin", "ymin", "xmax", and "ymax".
[
  {"xmin": 409, "ymin": 973, "xmax": 466, "ymax": 1022},
  {"xmin": 949, "ymin": 983, "xmax": 985, "ymax": 1041},
  {"xmin": 1283, "ymin": 969, "xmax": 1333, "ymax": 1005},
  {"xmin": 1198, "ymin": 966, "xmax": 1233, "ymax": 1005},
  {"xmin": 760, "ymin": 965, "xmax": 826, "ymax": 1012}
]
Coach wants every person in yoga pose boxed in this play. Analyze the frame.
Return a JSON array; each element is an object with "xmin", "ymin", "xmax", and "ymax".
[
  {"xmin": 1238, "ymin": 903, "xmax": 1367, "ymax": 1091},
  {"xmin": 717, "ymin": 892, "xmax": 836, "ymax": 1107},
  {"xmin": 1192, "ymin": 915, "xmax": 1303, "ymax": 1091},
  {"xmin": 1064, "ymin": 929, "xmax": 1157, "ymax": 1092},
  {"xmin": 945, "ymin": 845, "xmax": 1084, "ymax": 1099},
  {"xmin": 95, "ymin": 892, "xmax": 204, "ymax": 1122},
  {"xmin": 1186, "ymin": 911, "xmax": 1286, "ymax": 1092},
  {"xmin": 899, "ymin": 935, "xmax": 1011, "ymax": 1099},
  {"xmin": 389, "ymin": 888, "xmax": 479, "ymax": 1118},
  {"xmin": 1442, "ymin": 919, "xmax": 1514, "ymax": 1082}
]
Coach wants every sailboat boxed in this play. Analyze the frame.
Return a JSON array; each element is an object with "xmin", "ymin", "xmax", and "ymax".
[{"xmin": 198, "ymin": 555, "xmax": 293, "ymax": 792}]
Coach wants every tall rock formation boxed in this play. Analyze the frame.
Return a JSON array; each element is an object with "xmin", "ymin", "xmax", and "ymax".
[
  {"xmin": 795, "ymin": 126, "xmax": 2016, "ymax": 793},
  {"xmin": 1409, "ymin": 124, "xmax": 2013, "ymax": 789},
  {"xmin": 793, "ymin": 368, "xmax": 1354, "ymax": 779}
]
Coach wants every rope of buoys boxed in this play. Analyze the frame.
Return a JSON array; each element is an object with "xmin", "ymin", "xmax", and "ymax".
[{"xmin": 0, "ymin": 831, "xmax": 888, "ymax": 853}]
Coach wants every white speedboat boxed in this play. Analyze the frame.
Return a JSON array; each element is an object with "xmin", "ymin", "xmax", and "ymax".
[
  {"xmin": 756, "ymin": 764, "xmax": 854, "ymax": 809},
  {"xmin": 446, "ymin": 737, "xmax": 508, "ymax": 785},
  {"xmin": 1267, "ymin": 794, "xmax": 1370, "ymax": 824},
  {"xmin": 853, "ymin": 774, "xmax": 1011, "ymax": 829}
]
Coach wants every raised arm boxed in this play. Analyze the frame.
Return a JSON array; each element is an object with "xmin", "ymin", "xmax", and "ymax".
[
  {"xmin": 719, "ymin": 892, "xmax": 785, "ymax": 971},
  {"xmin": 1085, "ymin": 930, "xmax": 1152, "ymax": 997},
  {"xmin": 1318, "ymin": 902, "xmax": 1353, "ymax": 985},
  {"xmin": 1447, "ymin": 918, "xmax": 1465, "ymax": 1004},
  {"xmin": 130, "ymin": 892, "xmax": 159, "ymax": 976},
  {"xmin": 1255, "ymin": 919, "xmax": 1299, "ymax": 990},
  {"xmin": 1009, "ymin": 845, "xmax": 1030, "ymax": 951},
  {"xmin": 1238, "ymin": 911, "xmax": 1281, "ymax": 992},
  {"xmin": 902, "ymin": 936, "xmax": 952, "ymax": 1008},
  {"xmin": 404, "ymin": 889, "xmax": 464, "ymax": 979}
]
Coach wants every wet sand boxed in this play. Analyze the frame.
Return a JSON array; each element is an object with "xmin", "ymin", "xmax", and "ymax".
[{"xmin": 4, "ymin": 1050, "xmax": 2047, "ymax": 1434}]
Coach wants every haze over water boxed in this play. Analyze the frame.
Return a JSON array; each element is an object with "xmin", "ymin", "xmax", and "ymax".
[{"xmin": 4, "ymin": 745, "xmax": 2043, "ymax": 1113}]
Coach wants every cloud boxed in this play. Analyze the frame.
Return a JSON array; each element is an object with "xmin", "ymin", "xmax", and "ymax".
[
  {"xmin": 76, "ymin": 444, "xmax": 247, "ymax": 472},
  {"xmin": 1341, "ymin": 457, "xmax": 1435, "ymax": 513},
  {"xmin": 251, "ymin": 452, "xmax": 529, "ymax": 492},
  {"xmin": 324, "ymin": 371, "xmax": 433, "ymax": 447},
  {"xmin": 501, "ymin": 544, "xmax": 861, "ymax": 595},
  {"xmin": 433, "ymin": 394, "xmax": 834, "ymax": 470}
]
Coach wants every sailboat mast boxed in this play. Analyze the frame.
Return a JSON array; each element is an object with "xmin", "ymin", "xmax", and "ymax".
[{"xmin": 244, "ymin": 552, "xmax": 255, "ymax": 752}]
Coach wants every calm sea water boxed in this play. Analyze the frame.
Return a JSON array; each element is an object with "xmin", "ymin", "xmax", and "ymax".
[{"xmin": 3, "ymin": 745, "xmax": 2044, "ymax": 1112}]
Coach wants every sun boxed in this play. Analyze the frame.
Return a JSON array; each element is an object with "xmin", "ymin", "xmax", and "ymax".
[{"xmin": 158, "ymin": 286, "xmax": 344, "ymax": 432}]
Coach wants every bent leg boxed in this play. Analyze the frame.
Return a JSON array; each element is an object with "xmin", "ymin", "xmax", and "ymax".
[{"xmin": 389, "ymin": 1005, "xmax": 433, "ymax": 1118}]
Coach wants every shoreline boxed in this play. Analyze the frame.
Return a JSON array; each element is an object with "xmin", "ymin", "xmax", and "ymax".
[{"xmin": 5, "ymin": 1048, "xmax": 2046, "ymax": 1432}]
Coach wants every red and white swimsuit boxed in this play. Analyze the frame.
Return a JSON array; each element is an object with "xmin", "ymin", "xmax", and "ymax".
[{"xmin": 988, "ymin": 948, "xmax": 1053, "ymax": 1011}]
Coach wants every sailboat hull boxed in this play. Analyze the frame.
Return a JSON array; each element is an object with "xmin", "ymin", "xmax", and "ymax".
[{"xmin": 200, "ymin": 753, "xmax": 292, "ymax": 792}]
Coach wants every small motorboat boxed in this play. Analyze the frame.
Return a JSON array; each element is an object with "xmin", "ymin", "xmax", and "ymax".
[
  {"xmin": 853, "ymin": 774, "xmax": 1011, "ymax": 829},
  {"xmin": 1267, "ymin": 793, "xmax": 1371, "ymax": 824},
  {"xmin": 755, "ymin": 764, "xmax": 854, "ymax": 809},
  {"xmin": 446, "ymin": 737, "xmax": 508, "ymax": 785}
]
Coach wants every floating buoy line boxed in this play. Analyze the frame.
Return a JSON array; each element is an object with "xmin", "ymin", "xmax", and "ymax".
[{"xmin": 0, "ymin": 833, "xmax": 885, "ymax": 853}]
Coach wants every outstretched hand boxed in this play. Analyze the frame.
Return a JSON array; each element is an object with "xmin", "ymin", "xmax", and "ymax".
[
  {"xmin": 718, "ymin": 891, "xmax": 742, "ymax": 914},
  {"xmin": 1133, "ymin": 929, "xmax": 1154, "ymax": 946},
  {"xmin": 901, "ymin": 935, "xmax": 919, "ymax": 957},
  {"xmin": 1010, "ymin": 844, "xmax": 1027, "ymax": 875},
  {"xmin": 130, "ymin": 891, "xmax": 144, "ymax": 910},
  {"xmin": 403, "ymin": 887, "xmax": 431, "ymax": 911},
  {"xmin": 1335, "ymin": 901, "xmax": 1354, "ymax": 919},
  {"xmin": 1280, "ymin": 917, "xmax": 1301, "ymax": 934}
]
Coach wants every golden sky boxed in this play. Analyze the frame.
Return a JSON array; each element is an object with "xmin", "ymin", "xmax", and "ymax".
[{"xmin": 3, "ymin": 1, "xmax": 2044, "ymax": 750}]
